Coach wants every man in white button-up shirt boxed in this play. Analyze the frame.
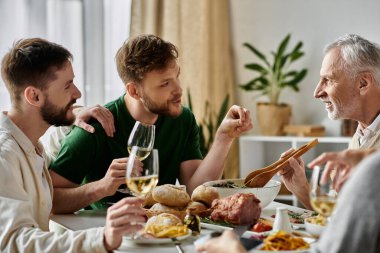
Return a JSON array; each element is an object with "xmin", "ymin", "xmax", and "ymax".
[{"xmin": 0, "ymin": 38, "xmax": 145, "ymax": 252}]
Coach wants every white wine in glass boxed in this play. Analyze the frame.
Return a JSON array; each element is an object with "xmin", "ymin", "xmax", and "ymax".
[
  {"xmin": 127, "ymin": 121, "xmax": 155, "ymax": 161},
  {"xmin": 126, "ymin": 147, "xmax": 159, "ymax": 196},
  {"xmin": 310, "ymin": 166, "xmax": 338, "ymax": 218}
]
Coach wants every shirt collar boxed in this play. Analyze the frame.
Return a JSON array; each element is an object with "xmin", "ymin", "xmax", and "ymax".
[
  {"xmin": 355, "ymin": 113, "xmax": 380, "ymax": 145},
  {"xmin": 0, "ymin": 111, "xmax": 38, "ymax": 155}
]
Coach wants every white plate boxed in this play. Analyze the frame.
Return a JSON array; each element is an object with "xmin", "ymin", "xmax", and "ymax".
[
  {"xmin": 200, "ymin": 222, "xmax": 233, "ymax": 231},
  {"xmin": 123, "ymin": 230, "xmax": 192, "ymax": 245},
  {"xmin": 201, "ymin": 222, "xmax": 316, "ymax": 242},
  {"xmin": 200, "ymin": 222, "xmax": 269, "ymax": 238},
  {"xmin": 261, "ymin": 212, "xmax": 314, "ymax": 229},
  {"xmin": 260, "ymin": 215, "xmax": 305, "ymax": 229}
]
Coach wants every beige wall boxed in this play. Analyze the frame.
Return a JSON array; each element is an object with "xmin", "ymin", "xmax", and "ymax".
[{"xmin": 230, "ymin": 0, "xmax": 380, "ymax": 136}]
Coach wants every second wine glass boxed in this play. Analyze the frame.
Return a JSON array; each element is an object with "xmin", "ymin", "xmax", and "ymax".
[
  {"xmin": 127, "ymin": 121, "xmax": 155, "ymax": 161},
  {"xmin": 126, "ymin": 146, "xmax": 159, "ymax": 197},
  {"xmin": 309, "ymin": 166, "xmax": 338, "ymax": 219}
]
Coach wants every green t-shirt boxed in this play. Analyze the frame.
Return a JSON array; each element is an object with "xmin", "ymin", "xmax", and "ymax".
[{"xmin": 50, "ymin": 95, "xmax": 203, "ymax": 209}]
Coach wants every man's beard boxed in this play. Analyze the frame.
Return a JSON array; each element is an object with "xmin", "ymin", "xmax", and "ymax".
[
  {"xmin": 326, "ymin": 100, "xmax": 354, "ymax": 121},
  {"xmin": 41, "ymin": 96, "xmax": 76, "ymax": 126},
  {"xmin": 141, "ymin": 92, "xmax": 181, "ymax": 117}
]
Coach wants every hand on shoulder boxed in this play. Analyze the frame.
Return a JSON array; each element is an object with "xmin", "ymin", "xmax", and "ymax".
[{"xmin": 74, "ymin": 105, "xmax": 115, "ymax": 137}]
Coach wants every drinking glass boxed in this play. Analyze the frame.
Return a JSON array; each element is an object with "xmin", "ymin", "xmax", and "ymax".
[
  {"xmin": 126, "ymin": 146, "xmax": 159, "ymax": 197},
  {"xmin": 118, "ymin": 121, "xmax": 155, "ymax": 195},
  {"xmin": 127, "ymin": 121, "xmax": 155, "ymax": 161},
  {"xmin": 309, "ymin": 166, "xmax": 338, "ymax": 219}
]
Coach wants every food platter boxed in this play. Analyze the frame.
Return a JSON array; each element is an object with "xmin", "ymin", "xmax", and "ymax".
[{"xmin": 123, "ymin": 229, "xmax": 192, "ymax": 245}]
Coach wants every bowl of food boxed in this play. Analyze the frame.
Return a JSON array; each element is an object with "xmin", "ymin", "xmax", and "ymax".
[
  {"xmin": 202, "ymin": 179, "xmax": 281, "ymax": 208},
  {"xmin": 304, "ymin": 215, "xmax": 326, "ymax": 237}
]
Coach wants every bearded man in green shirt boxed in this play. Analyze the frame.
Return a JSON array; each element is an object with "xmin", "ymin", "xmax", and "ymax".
[{"xmin": 49, "ymin": 34, "xmax": 253, "ymax": 212}]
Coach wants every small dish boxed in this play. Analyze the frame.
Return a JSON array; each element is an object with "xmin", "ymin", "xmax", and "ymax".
[{"xmin": 304, "ymin": 217, "xmax": 326, "ymax": 237}]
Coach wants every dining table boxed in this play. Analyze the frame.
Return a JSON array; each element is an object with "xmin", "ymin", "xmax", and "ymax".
[{"xmin": 50, "ymin": 201, "xmax": 312, "ymax": 253}]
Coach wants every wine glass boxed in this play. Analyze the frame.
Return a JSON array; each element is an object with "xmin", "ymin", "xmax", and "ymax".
[
  {"xmin": 118, "ymin": 121, "xmax": 155, "ymax": 195},
  {"xmin": 126, "ymin": 146, "xmax": 159, "ymax": 196},
  {"xmin": 309, "ymin": 166, "xmax": 338, "ymax": 219},
  {"xmin": 127, "ymin": 121, "xmax": 155, "ymax": 161}
]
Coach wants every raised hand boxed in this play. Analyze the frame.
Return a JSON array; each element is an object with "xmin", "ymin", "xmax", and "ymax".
[
  {"xmin": 103, "ymin": 197, "xmax": 146, "ymax": 251},
  {"xmin": 217, "ymin": 105, "xmax": 253, "ymax": 139},
  {"xmin": 277, "ymin": 148, "xmax": 311, "ymax": 209},
  {"xmin": 308, "ymin": 148, "xmax": 375, "ymax": 192}
]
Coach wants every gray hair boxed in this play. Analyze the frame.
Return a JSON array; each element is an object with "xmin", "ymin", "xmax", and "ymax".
[{"xmin": 324, "ymin": 34, "xmax": 380, "ymax": 85}]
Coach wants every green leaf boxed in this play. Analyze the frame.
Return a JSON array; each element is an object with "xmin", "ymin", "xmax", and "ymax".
[
  {"xmin": 290, "ymin": 41, "xmax": 303, "ymax": 55},
  {"xmin": 217, "ymin": 94, "xmax": 229, "ymax": 126},
  {"xmin": 243, "ymin": 42, "xmax": 270, "ymax": 67},
  {"xmin": 274, "ymin": 34, "xmax": 291, "ymax": 72},
  {"xmin": 279, "ymin": 53, "xmax": 290, "ymax": 69},
  {"xmin": 283, "ymin": 70, "xmax": 298, "ymax": 78},
  {"xmin": 239, "ymin": 79, "xmax": 256, "ymax": 91},
  {"xmin": 282, "ymin": 69, "xmax": 308, "ymax": 86},
  {"xmin": 290, "ymin": 51, "xmax": 304, "ymax": 62},
  {"xmin": 239, "ymin": 77, "xmax": 270, "ymax": 91},
  {"xmin": 198, "ymin": 125, "xmax": 206, "ymax": 156},
  {"xmin": 244, "ymin": 63, "xmax": 268, "ymax": 74},
  {"xmin": 289, "ymin": 42, "xmax": 304, "ymax": 62}
]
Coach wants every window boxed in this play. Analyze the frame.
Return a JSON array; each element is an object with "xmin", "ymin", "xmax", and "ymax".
[{"xmin": 0, "ymin": 0, "xmax": 131, "ymax": 110}]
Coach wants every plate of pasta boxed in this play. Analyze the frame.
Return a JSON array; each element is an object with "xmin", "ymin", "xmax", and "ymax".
[{"xmin": 252, "ymin": 231, "xmax": 313, "ymax": 252}]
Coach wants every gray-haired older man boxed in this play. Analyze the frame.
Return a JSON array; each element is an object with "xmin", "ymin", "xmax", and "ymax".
[{"xmin": 280, "ymin": 34, "xmax": 380, "ymax": 209}]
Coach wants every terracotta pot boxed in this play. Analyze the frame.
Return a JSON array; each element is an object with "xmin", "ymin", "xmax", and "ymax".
[{"xmin": 256, "ymin": 102, "xmax": 292, "ymax": 136}]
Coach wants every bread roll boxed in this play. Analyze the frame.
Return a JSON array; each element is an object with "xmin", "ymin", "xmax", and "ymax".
[
  {"xmin": 145, "ymin": 213, "xmax": 183, "ymax": 232},
  {"xmin": 147, "ymin": 203, "xmax": 186, "ymax": 220},
  {"xmin": 186, "ymin": 201, "xmax": 211, "ymax": 217},
  {"xmin": 152, "ymin": 184, "xmax": 191, "ymax": 207},
  {"xmin": 143, "ymin": 191, "xmax": 157, "ymax": 208},
  {"xmin": 186, "ymin": 201, "xmax": 208, "ymax": 213},
  {"xmin": 191, "ymin": 185, "xmax": 219, "ymax": 207},
  {"xmin": 150, "ymin": 203, "xmax": 181, "ymax": 212}
]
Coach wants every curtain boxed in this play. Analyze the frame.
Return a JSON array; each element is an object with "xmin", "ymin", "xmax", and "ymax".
[
  {"xmin": 130, "ymin": 0, "xmax": 239, "ymax": 178},
  {"xmin": 0, "ymin": 0, "xmax": 131, "ymax": 109}
]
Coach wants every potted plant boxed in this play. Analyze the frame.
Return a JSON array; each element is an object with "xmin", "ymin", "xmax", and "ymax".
[{"xmin": 239, "ymin": 34, "xmax": 307, "ymax": 135}]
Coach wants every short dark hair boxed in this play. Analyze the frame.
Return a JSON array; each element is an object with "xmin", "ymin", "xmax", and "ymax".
[
  {"xmin": 1, "ymin": 38, "xmax": 72, "ymax": 103},
  {"xmin": 115, "ymin": 34, "xmax": 178, "ymax": 84}
]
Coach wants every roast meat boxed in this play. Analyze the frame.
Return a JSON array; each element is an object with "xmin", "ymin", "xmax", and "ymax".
[{"xmin": 210, "ymin": 193, "xmax": 261, "ymax": 225}]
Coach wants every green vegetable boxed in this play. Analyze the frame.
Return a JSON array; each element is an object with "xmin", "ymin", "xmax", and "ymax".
[
  {"xmin": 211, "ymin": 181, "xmax": 247, "ymax": 188},
  {"xmin": 200, "ymin": 217, "xmax": 235, "ymax": 228}
]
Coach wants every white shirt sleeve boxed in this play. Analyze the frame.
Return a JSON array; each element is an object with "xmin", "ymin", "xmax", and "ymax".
[
  {"xmin": 0, "ymin": 139, "xmax": 107, "ymax": 253},
  {"xmin": 40, "ymin": 126, "xmax": 72, "ymax": 167}
]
